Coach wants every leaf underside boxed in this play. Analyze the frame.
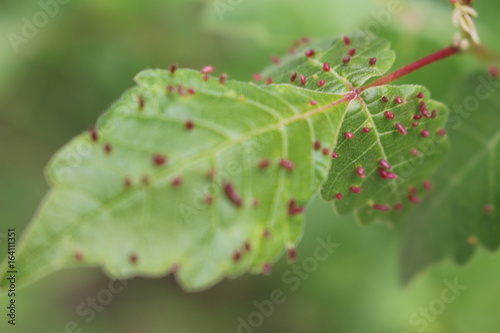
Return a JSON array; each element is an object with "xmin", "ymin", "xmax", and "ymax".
[
  {"xmin": 0, "ymin": 35, "xmax": 449, "ymax": 292},
  {"xmin": 400, "ymin": 73, "xmax": 500, "ymax": 283}
]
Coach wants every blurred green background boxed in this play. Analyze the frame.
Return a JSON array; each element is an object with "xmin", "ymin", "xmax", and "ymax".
[{"xmin": 1, "ymin": 0, "xmax": 499, "ymax": 332}]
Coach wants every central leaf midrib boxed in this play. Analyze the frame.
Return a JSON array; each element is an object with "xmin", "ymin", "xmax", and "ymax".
[{"xmin": 21, "ymin": 84, "xmax": 352, "ymax": 274}]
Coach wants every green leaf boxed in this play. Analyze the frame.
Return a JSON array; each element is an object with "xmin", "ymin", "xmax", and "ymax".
[
  {"xmin": 261, "ymin": 36, "xmax": 450, "ymax": 224},
  {"xmin": 0, "ymin": 68, "xmax": 348, "ymax": 292},
  {"xmin": 322, "ymin": 85, "xmax": 449, "ymax": 224},
  {"xmin": 400, "ymin": 72, "xmax": 500, "ymax": 283},
  {"xmin": 0, "ymin": 35, "xmax": 450, "ymax": 292}
]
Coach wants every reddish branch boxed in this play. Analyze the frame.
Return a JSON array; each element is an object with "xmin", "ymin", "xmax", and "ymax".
[{"xmin": 362, "ymin": 46, "xmax": 461, "ymax": 90}]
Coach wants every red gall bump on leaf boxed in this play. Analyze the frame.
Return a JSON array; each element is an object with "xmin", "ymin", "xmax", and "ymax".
[
  {"xmin": 203, "ymin": 75, "xmax": 209, "ymax": 82},
  {"xmin": 280, "ymin": 158, "xmax": 295, "ymax": 170},
  {"xmin": 395, "ymin": 96, "xmax": 403, "ymax": 104},
  {"xmin": 138, "ymin": 95, "xmax": 145, "ymax": 109},
  {"xmin": 253, "ymin": 73, "xmax": 263, "ymax": 81},
  {"xmin": 490, "ymin": 66, "xmax": 499, "ymax": 78},
  {"xmin": 431, "ymin": 110, "xmax": 438, "ymax": 118},
  {"xmin": 356, "ymin": 166, "xmax": 366, "ymax": 178},
  {"xmin": 201, "ymin": 66, "xmax": 215, "ymax": 74},
  {"xmin": 331, "ymin": 150, "xmax": 338, "ymax": 159},
  {"xmin": 89, "ymin": 127, "xmax": 98, "ymax": 142},
  {"xmin": 166, "ymin": 85, "xmax": 176, "ymax": 93},
  {"xmin": 288, "ymin": 247, "xmax": 297, "ymax": 262},
  {"xmin": 290, "ymin": 72, "xmax": 298, "ymax": 83},
  {"xmin": 185, "ymin": 120, "xmax": 195, "ymax": 130},
  {"xmin": 362, "ymin": 127, "xmax": 371, "ymax": 133},
  {"xmin": 304, "ymin": 49, "xmax": 315, "ymax": 57},
  {"xmin": 141, "ymin": 175, "xmax": 150, "ymax": 186},
  {"xmin": 288, "ymin": 199, "xmax": 305, "ymax": 216},
  {"xmin": 335, "ymin": 193, "xmax": 343, "ymax": 200},
  {"xmin": 152, "ymin": 154, "xmax": 167, "ymax": 166},
  {"xmin": 170, "ymin": 263, "xmax": 181, "ymax": 274},
  {"xmin": 310, "ymin": 100, "xmax": 318, "ymax": 106},
  {"xmin": 423, "ymin": 180, "xmax": 432, "ymax": 191},
  {"xmin": 244, "ymin": 242, "xmax": 252, "ymax": 252},
  {"xmin": 104, "ymin": 143, "xmax": 112, "ymax": 154},
  {"xmin": 467, "ymin": 236, "xmax": 478, "ymax": 245},
  {"xmin": 345, "ymin": 132, "xmax": 354, "ymax": 139},
  {"xmin": 301, "ymin": 36, "xmax": 311, "ymax": 44},
  {"xmin": 385, "ymin": 172, "xmax": 399, "ymax": 180},
  {"xmin": 266, "ymin": 77, "xmax": 273, "ymax": 85},
  {"xmin": 409, "ymin": 187, "xmax": 418, "ymax": 195},
  {"xmin": 313, "ymin": 140, "xmax": 321, "ymax": 150},
  {"xmin": 421, "ymin": 129, "xmax": 430, "ymax": 138},
  {"xmin": 379, "ymin": 159, "xmax": 392, "ymax": 170},
  {"xmin": 349, "ymin": 48, "xmax": 357, "ymax": 56},
  {"xmin": 321, "ymin": 147, "xmax": 330, "ymax": 156},
  {"xmin": 263, "ymin": 229, "xmax": 272, "ymax": 239},
  {"xmin": 417, "ymin": 92, "xmax": 425, "ymax": 99},
  {"xmin": 219, "ymin": 73, "xmax": 228, "ymax": 84},
  {"xmin": 124, "ymin": 177, "xmax": 132, "ymax": 187},
  {"xmin": 382, "ymin": 96, "xmax": 389, "ymax": 103},
  {"xmin": 343, "ymin": 35, "xmax": 351, "ymax": 46},
  {"xmin": 204, "ymin": 195, "xmax": 213, "ymax": 205},
  {"xmin": 379, "ymin": 169, "xmax": 398, "ymax": 179},
  {"xmin": 342, "ymin": 56, "xmax": 351, "ymax": 64},
  {"xmin": 395, "ymin": 123, "xmax": 408, "ymax": 135},
  {"xmin": 438, "ymin": 128, "xmax": 447, "ymax": 137},
  {"xmin": 172, "ymin": 177, "xmax": 183, "ymax": 187},
  {"xmin": 414, "ymin": 114, "xmax": 423, "ymax": 120},
  {"xmin": 177, "ymin": 85, "xmax": 187, "ymax": 96},
  {"xmin": 271, "ymin": 55, "xmax": 280, "ymax": 64},
  {"xmin": 74, "ymin": 251, "xmax": 84, "ymax": 261},
  {"xmin": 384, "ymin": 111, "xmax": 395, "ymax": 120},
  {"xmin": 224, "ymin": 181, "xmax": 243, "ymax": 207},
  {"xmin": 408, "ymin": 194, "xmax": 422, "ymax": 204},
  {"xmin": 420, "ymin": 101, "xmax": 431, "ymax": 118},
  {"xmin": 412, "ymin": 121, "xmax": 419, "ymax": 128},
  {"xmin": 369, "ymin": 57, "xmax": 377, "ymax": 66},
  {"xmin": 350, "ymin": 186, "xmax": 362, "ymax": 194},
  {"xmin": 318, "ymin": 80, "xmax": 326, "ymax": 87},
  {"xmin": 323, "ymin": 62, "xmax": 331, "ymax": 72},
  {"xmin": 258, "ymin": 159, "xmax": 271, "ymax": 169},
  {"xmin": 169, "ymin": 63, "xmax": 178, "ymax": 74},
  {"xmin": 421, "ymin": 107, "xmax": 431, "ymax": 119},
  {"xmin": 206, "ymin": 169, "xmax": 216, "ymax": 180},
  {"xmin": 394, "ymin": 203, "xmax": 404, "ymax": 211},
  {"xmin": 300, "ymin": 75, "xmax": 307, "ymax": 85},
  {"xmin": 232, "ymin": 251, "xmax": 242, "ymax": 262},
  {"xmin": 484, "ymin": 205, "xmax": 493, "ymax": 214},
  {"xmin": 373, "ymin": 204, "xmax": 391, "ymax": 211},
  {"xmin": 187, "ymin": 87, "xmax": 196, "ymax": 95},
  {"xmin": 262, "ymin": 263, "xmax": 272, "ymax": 275},
  {"xmin": 129, "ymin": 253, "xmax": 138, "ymax": 264}
]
